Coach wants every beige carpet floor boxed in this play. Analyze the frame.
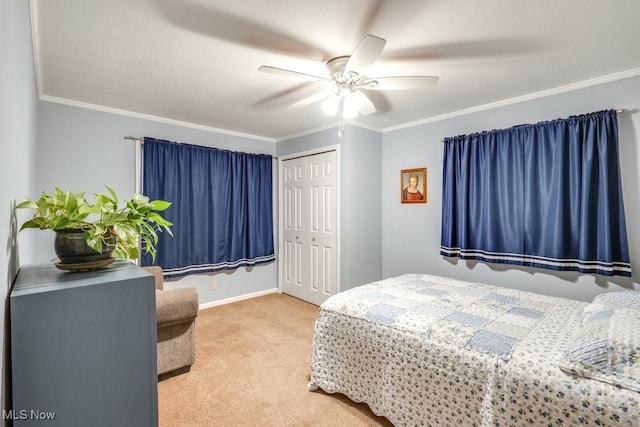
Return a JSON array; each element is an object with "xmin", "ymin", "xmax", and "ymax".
[{"xmin": 157, "ymin": 293, "xmax": 393, "ymax": 427}]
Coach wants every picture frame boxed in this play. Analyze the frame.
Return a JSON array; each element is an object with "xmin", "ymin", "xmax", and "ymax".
[{"xmin": 401, "ymin": 168, "xmax": 427, "ymax": 204}]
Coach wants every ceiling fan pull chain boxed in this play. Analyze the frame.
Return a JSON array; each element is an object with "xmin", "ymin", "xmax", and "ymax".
[{"xmin": 338, "ymin": 95, "xmax": 344, "ymax": 137}]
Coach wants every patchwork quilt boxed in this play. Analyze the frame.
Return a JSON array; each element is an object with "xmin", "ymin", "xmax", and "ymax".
[
  {"xmin": 340, "ymin": 276, "xmax": 554, "ymax": 361},
  {"xmin": 308, "ymin": 274, "xmax": 640, "ymax": 426}
]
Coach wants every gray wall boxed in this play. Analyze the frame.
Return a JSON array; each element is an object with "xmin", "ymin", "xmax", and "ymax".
[
  {"xmin": 382, "ymin": 75, "xmax": 640, "ymax": 301},
  {"xmin": 277, "ymin": 125, "xmax": 383, "ymax": 290},
  {"xmin": 1, "ymin": 0, "xmax": 39, "ymax": 416},
  {"xmin": 28, "ymin": 102, "xmax": 278, "ymax": 305},
  {"xmin": 339, "ymin": 126, "xmax": 383, "ymax": 288}
]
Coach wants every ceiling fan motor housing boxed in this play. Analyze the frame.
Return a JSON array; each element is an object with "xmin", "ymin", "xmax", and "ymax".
[{"xmin": 327, "ymin": 56, "xmax": 377, "ymax": 92}]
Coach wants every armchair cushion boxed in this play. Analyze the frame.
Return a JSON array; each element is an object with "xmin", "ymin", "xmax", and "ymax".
[
  {"xmin": 156, "ymin": 287, "xmax": 199, "ymax": 327},
  {"xmin": 143, "ymin": 266, "xmax": 199, "ymax": 375}
]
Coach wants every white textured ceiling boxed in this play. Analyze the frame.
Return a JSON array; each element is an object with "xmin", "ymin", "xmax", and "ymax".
[{"xmin": 31, "ymin": 0, "xmax": 640, "ymax": 141}]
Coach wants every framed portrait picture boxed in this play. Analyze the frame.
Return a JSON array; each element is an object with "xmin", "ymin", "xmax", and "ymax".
[{"xmin": 401, "ymin": 168, "xmax": 427, "ymax": 204}]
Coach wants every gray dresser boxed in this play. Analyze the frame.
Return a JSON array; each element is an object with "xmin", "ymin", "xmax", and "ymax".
[{"xmin": 10, "ymin": 260, "xmax": 158, "ymax": 426}]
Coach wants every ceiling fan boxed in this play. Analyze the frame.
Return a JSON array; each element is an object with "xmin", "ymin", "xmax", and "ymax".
[{"xmin": 258, "ymin": 34, "xmax": 439, "ymax": 136}]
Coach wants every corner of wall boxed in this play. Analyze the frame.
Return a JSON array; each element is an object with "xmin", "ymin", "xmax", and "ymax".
[{"xmin": 1, "ymin": 0, "xmax": 40, "ymax": 417}]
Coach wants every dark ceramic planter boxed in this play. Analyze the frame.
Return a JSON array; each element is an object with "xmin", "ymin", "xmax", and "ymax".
[{"xmin": 54, "ymin": 229, "xmax": 114, "ymax": 265}]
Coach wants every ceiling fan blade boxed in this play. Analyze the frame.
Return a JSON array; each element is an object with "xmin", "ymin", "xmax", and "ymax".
[
  {"xmin": 286, "ymin": 92, "xmax": 333, "ymax": 110},
  {"xmin": 258, "ymin": 66, "xmax": 333, "ymax": 84},
  {"xmin": 352, "ymin": 91, "xmax": 376, "ymax": 116},
  {"xmin": 363, "ymin": 76, "xmax": 439, "ymax": 90},
  {"xmin": 345, "ymin": 34, "xmax": 386, "ymax": 77}
]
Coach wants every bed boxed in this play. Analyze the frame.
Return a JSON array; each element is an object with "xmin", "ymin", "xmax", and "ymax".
[{"xmin": 308, "ymin": 274, "xmax": 640, "ymax": 426}]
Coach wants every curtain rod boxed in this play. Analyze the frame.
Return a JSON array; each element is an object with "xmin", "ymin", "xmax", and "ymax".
[
  {"xmin": 124, "ymin": 135, "xmax": 143, "ymax": 143},
  {"xmin": 124, "ymin": 136, "xmax": 282, "ymax": 160},
  {"xmin": 440, "ymin": 109, "xmax": 626, "ymax": 143}
]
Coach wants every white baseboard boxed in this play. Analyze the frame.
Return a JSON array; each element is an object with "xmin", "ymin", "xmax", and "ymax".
[{"xmin": 199, "ymin": 288, "xmax": 280, "ymax": 310}]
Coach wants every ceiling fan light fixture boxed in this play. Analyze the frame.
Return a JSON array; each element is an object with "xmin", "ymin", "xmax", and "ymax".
[
  {"xmin": 321, "ymin": 96, "xmax": 338, "ymax": 115},
  {"xmin": 344, "ymin": 93, "xmax": 365, "ymax": 116},
  {"xmin": 321, "ymin": 94, "xmax": 360, "ymax": 119}
]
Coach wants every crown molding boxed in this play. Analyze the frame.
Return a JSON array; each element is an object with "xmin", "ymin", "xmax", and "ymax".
[
  {"xmin": 383, "ymin": 67, "xmax": 640, "ymax": 133},
  {"xmin": 39, "ymin": 95, "xmax": 276, "ymax": 143}
]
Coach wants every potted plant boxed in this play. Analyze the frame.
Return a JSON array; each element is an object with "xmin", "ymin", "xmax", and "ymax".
[{"xmin": 16, "ymin": 186, "xmax": 172, "ymax": 270}]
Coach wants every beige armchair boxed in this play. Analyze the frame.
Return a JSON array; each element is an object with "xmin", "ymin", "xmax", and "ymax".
[{"xmin": 144, "ymin": 266, "xmax": 199, "ymax": 376}]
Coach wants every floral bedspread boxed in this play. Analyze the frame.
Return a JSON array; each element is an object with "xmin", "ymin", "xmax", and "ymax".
[{"xmin": 308, "ymin": 274, "xmax": 640, "ymax": 426}]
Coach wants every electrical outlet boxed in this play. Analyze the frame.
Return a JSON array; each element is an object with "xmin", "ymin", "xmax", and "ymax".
[{"xmin": 210, "ymin": 280, "xmax": 217, "ymax": 290}]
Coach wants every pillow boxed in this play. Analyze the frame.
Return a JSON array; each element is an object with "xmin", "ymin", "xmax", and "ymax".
[
  {"xmin": 560, "ymin": 306, "xmax": 640, "ymax": 392},
  {"xmin": 581, "ymin": 290, "xmax": 640, "ymax": 325},
  {"xmin": 590, "ymin": 291, "xmax": 640, "ymax": 310}
]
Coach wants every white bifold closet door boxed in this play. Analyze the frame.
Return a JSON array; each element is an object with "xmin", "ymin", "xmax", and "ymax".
[{"xmin": 281, "ymin": 150, "xmax": 338, "ymax": 306}]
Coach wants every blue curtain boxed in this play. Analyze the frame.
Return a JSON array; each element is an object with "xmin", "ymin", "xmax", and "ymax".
[
  {"xmin": 141, "ymin": 138, "xmax": 275, "ymax": 278},
  {"xmin": 441, "ymin": 110, "xmax": 631, "ymax": 276}
]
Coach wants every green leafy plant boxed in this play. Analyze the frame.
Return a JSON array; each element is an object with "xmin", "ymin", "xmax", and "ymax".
[{"xmin": 16, "ymin": 186, "xmax": 173, "ymax": 261}]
